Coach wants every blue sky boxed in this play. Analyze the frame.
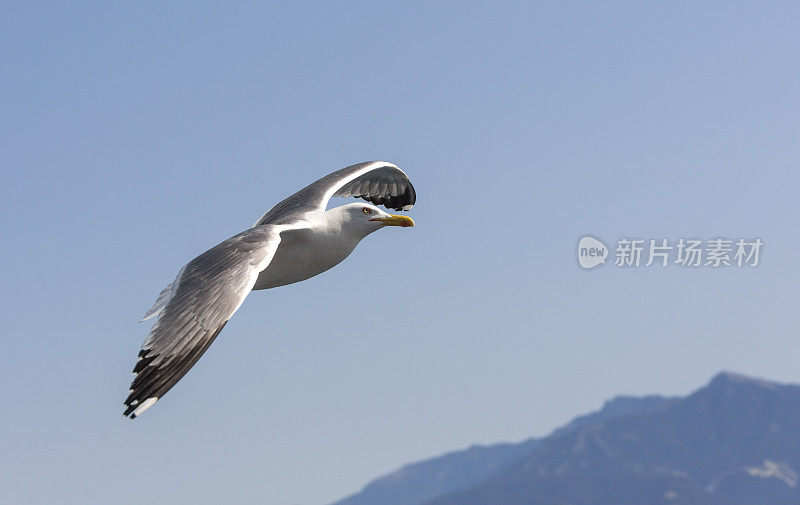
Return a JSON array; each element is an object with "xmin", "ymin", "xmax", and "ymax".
[{"xmin": 2, "ymin": 2, "xmax": 799, "ymax": 504}]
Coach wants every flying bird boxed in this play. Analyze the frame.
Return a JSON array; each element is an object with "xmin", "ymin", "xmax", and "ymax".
[{"xmin": 124, "ymin": 161, "xmax": 415, "ymax": 418}]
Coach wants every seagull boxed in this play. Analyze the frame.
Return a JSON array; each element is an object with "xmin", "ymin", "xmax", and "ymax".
[{"xmin": 124, "ymin": 161, "xmax": 416, "ymax": 418}]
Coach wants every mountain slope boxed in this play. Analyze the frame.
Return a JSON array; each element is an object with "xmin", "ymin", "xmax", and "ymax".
[
  {"xmin": 329, "ymin": 395, "xmax": 669, "ymax": 505},
  {"xmin": 328, "ymin": 439, "xmax": 540, "ymax": 505},
  {"xmin": 426, "ymin": 372, "xmax": 800, "ymax": 505}
]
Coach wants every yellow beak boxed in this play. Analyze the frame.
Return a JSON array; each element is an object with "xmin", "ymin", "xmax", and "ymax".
[{"xmin": 371, "ymin": 214, "xmax": 415, "ymax": 227}]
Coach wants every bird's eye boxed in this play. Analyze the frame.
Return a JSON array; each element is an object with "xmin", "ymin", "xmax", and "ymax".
[{"xmin": 362, "ymin": 207, "xmax": 372, "ymax": 215}]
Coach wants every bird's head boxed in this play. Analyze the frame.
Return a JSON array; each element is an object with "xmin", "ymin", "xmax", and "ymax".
[{"xmin": 337, "ymin": 203, "xmax": 415, "ymax": 236}]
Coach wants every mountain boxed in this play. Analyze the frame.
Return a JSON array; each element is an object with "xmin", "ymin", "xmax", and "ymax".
[
  {"xmin": 328, "ymin": 372, "xmax": 800, "ymax": 505},
  {"xmin": 328, "ymin": 439, "xmax": 540, "ymax": 505},
  {"xmin": 329, "ymin": 395, "xmax": 670, "ymax": 505},
  {"xmin": 426, "ymin": 372, "xmax": 800, "ymax": 505}
]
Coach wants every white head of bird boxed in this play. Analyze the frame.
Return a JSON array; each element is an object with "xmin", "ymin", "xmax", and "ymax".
[{"xmin": 323, "ymin": 202, "xmax": 415, "ymax": 238}]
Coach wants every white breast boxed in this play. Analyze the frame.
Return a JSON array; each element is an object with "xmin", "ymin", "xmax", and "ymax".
[{"xmin": 252, "ymin": 222, "xmax": 361, "ymax": 290}]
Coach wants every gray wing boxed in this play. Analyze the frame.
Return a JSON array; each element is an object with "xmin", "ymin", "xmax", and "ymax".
[
  {"xmin": 124, "ymin": 226, "xmax": 282, "ymax": 418},
  {"xmin": 253, "ymin": 161, "xmax": 416, "ymax": 226}
]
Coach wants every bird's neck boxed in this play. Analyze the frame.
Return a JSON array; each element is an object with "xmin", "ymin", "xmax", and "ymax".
[{"xmin": 311, "ymin": 208, "xmax": 376, "ymax": 242}]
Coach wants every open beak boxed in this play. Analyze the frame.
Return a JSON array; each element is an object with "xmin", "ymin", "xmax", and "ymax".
[{"xmin": 370, "ymin": 214, "xmax": 415, "ymax": 227}]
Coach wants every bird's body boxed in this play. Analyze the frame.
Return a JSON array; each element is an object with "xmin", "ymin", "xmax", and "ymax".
[
  {"xmin": 124, "ymin": 161, "xmax": 415, "ymax": 418},
  {"xmin": 253, "ymin": 207, "xmax": 369, "ymax": 290}
]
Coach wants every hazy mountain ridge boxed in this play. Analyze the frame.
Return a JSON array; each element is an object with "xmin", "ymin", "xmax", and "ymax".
[
  {"xmin": 328, "ymin": 439, "xmax": 540, "ymax": 505},
  {"xmin": 329, "ymin": 393, "xmax": 670, "ymax": 505},
  {"xmin": 425, "ymin": 372, "xmax": 800, "ymax": 505}
]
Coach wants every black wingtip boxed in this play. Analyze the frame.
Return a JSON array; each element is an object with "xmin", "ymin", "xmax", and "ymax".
[{"xmin": 133, "ymin": 350, "xmax": 158, "ymax": 374}]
